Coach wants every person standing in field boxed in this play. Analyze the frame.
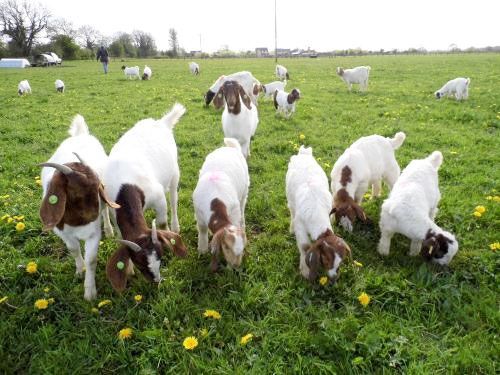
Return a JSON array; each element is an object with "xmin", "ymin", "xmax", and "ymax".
[{"xmin": 96, "ymin": 46, "xmax": 109, "ymax": 74}]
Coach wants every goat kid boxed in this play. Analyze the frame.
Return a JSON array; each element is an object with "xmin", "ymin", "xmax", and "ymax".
[
  {"xmin": 142, "ymin": 65, "xmax": 152, "ymax": 80},
  {"xmin": 273, "ymin": 88, "xmax": 301, "ymax": 119},
  {"xmin": 435, "ymin": 77, "xmax": 470, "ymax": 100},
  {"xmin": 336, "ymin": 66, "xmax": 371, "ymax": 91},
  {"xmin": 18, "ymin": 80, "xmax": 31, "ymax": 95},
  {"xmin": 121, "ymin": 65, "xmax": 140, "ymax": 80},
  {"xmin": 205, "ymin": 71, "xmax": 261, "ymax": 106}
]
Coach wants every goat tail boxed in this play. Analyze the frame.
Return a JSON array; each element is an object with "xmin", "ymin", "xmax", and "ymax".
[
  {"xmin": 466, "ymin": 77, "xmax": 471, "ymax": 86},
  {"xmin": 389, "ymin": 132, "xmax": 406, "ymax": 150},
  {"xmin": 223, "ymin": 137, "xmax": 241, "ymax": 151},
  {"xmin": 427, "ymin": 151, "xmax": 443, "ymax": 169},
  {"xmin": 366, "ymin": 66, "xmax": 372, "ymax": 71},
  {"xmin": 298, "ymin": 145, "xmax": 312, "ymax": 155},
  {"xmin": 68, "ymin": 114, "xmax": 89, "ymax": 137},
  {"xmin": 161, "ymin": 103, "xmax": 186, "ymax": 129}
]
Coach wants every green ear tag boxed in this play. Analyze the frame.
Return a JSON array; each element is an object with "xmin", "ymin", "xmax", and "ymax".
[
  {"xmin": 170, "ymin": 239, "xmax": 176, "ymax": 245},
  {"xmin": 48, "ymin": 195, "xmax": 58, "ymax": 205},
  {"xmin": 116, "ymin": 261, "xmax": 125, "ymax": 270}
]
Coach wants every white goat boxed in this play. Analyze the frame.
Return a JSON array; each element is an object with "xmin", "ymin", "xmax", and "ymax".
[
  {"xmin": 142, "ymin": 65, "xmax": 152, "ymax": 80},
  {"xmin": 18, "ymin": 80, "xmax": 31, "ymax": 95},
  {"xmin": 213, "ymin": 80, "xmax": 259, "ymax": 158},
  {"xmin": 104, "ymin": 103, "xmax": 188, "ymax": 293},
  {"xmin": 286, "ymin": 146, "xmax": 351, "ymax": 283},
  {"xmin": 205, "ymin": 71, "xmax": 261, "ymax": 106},
  {"xmin": 260, "ymin": 80, "xmax": 287, "ymax": 99},
  {"xmin": 273, "ymin": 88, "xmax": 301, "ymax": 118},
  {"xmin": 276, "ymin": 64, "xmax": 289, "ymax": 80},
  {"xmin": 193, "ymin": 138, "xmax": 249, "ymax": 271},
  {"xmin": 189, "ymin": 61, "xmax": 200, "ymax": 75},
  {"xmin": 330, "ymin": 132, "xmax": 406, "ymax": 232},
  {"xmin": 378, "ymin": 151, "xmax": 459, "ymax": 265},
  {"xmin": 434, "ymin": 77, "xmax": 470, "ymax": 100},
  {"xmin": 40, "ymin": 115, "xmax": 118, "ymax": 300},
  {"xmin": 55, "ymin": 79, "xmax": 65, "ymax": 93},
  {"xmin": 336, "ymin": 66, "xmax": 371, "ymax": 91},
  {"xmin": 121, "ymin": 65, "xmax": 140, "ymax": 80}
]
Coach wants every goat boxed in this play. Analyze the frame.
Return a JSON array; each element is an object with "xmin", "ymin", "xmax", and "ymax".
[
  {"xmin": 121, "ymin": 65, "xmax": 140, "ymax": 80},
  {"xmin": 213, "ymin": 80, "xmax": 259, "ymax": 158},
  {"xmin": 276, "ymin": 64, "xmax": 289, "ymax": 80},
  {"xmin": 260, "ymin": 80, "xmax": 287, "ymax": 99},
  {"xmin": 273, "ymin": 88, "xmax": 301, "ymax": 119},
  {"xmin": 18, "ymin": 80, "xmax": 31, "ymax": 95},
  {"xmin": 39, "ymin": 114, "xmax": 118, "ymax": 300},
  {"xmin": 330, "ymin": 132, "xmax": 406, "ymax": 232},
  {"xmin": 104, "ymin": 103, "xmax": 188, "ymax": 292},
  {"xmin": 336, "ymin": 66, "xmax": 371, "ymax": 91},
  {"xmin": 286, "ymin": 146, "xmax": 351, "ymax": 283},
  {"xmin": 55, "ymin": 79, "xmax": 65, "ymax": 93},
  {"xmin": 189, "ymin": 62, "xmax": 200, "ymax": 75},
  {"xmin": 434, "ymin": 77, "xmax": 470, "ymax": 100},
  {"xmin": 205, "ymin": 71, "xmax": 261, "ymax": 106},
  {"xmin": 378, "ymin": 151, "xmax": 459, "ymax": 265},
  {"xmin": 192, "ymin": 138, "xmax": 249, "ymax": 271},
  {"xmin": 142, "ymin": 65, "xmax": 152, "ymax": 80}
]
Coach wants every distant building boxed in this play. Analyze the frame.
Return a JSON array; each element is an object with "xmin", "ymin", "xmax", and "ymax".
[
  {"xmin": 255, "ymin": 47, "xmax": 269, "ymax": 57},
  {"xmin": 276, "ymin": 48, "xmax": 291, "ymax": 57},
  {"xmin": 190, "ymin": 50, "xmax": 202, "ymax": 57}
]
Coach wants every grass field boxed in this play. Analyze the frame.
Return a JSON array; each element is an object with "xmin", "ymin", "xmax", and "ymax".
[{"xmin": 0, "ymin": 54, "xmax": 499, "ymax": 374}]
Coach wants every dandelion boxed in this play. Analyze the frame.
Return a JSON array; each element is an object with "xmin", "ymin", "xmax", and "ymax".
[
  {"xmin": 203, "ymin": 309, "xmax": 221, "ymax": 319},
  {"xmin": 323, "ymin": 162, "xmax": 331, "ymax": 169},
  {"xmin": 363, "ymin": 193, "xmax": 371, "ymax": 199},
  {"xmin": 16, "ymin": 222, "xmax": 26, "ymax": 232},
  {"xmin": 358, "ymin": 292, "xmax": 371, "ymax": 307},
  {"xmin": 473, "ymin": 211, "xmax": 482, "ymax": 218},
  {"xmin": 0, "ymin": 296, "xmax": 8, "ymax": 304},
  {"xmin": 353, "ymin": 260, "xmax": 363, "ymax": 267},
  {"xmin": 118, "ymin": 328, "xmax": 133, "ymax": 340},
  {"xmin": 97, "ymin": 299, "xmax": 111, "ymax": 308},
  {"xmin": 489, "ymin": 242, "xmax": 500, "ymax": 251},
  {"xmin": 1, "ymin": 214, "xmax": 9, "ymax": 221},
  {"xmin": 486, "ymin": 196, "xmax": 493, "ymax": 200},
  {"xmin": 35, "ymin": 299, "xmax": 49, "ymax": 310},
  {"xmin": 44, "ymin": 287, "xmax": 50, "ymax": 293},
  {"xmin": 493, "ymin": 196, "xmax": 500, "ymax": 203},
  {"xmin": 134, "ymin": 295, "xmax": 143, "ymax": 303},
  {"xmin": 91, "ymin": 307, "xmax": 99, "ymax": 313},
  {"xmin": 319, "ymin": 276, "xmax": 328, "ymax": 286},
  {"xmin": 48, "ymin": 298, "xmax": 55, "ymax": 304},
  {"xmin": 13, "ymin": 215, "xmax": 24, "ymax": 221},
  {"xmin": 299, "ymin": 134, "xmax": 305, "ymax": 141},
  {"xmin": 240, "ymin": 333, "xmax": 253, "ymax": 345},
  {"xmin": 475, "ymin": 206, "xmax": 486, "ymax": 214},
  {"xmin": 26, "ymin": 261, "xmax": 37, "ymax": 274},
  {"xmin": 7, "ymin": 217, "xmax": 13, "ymax": 223},
  {"xmin": 183, "ymin": 336, "xmax": 198, "ymax": 350}
]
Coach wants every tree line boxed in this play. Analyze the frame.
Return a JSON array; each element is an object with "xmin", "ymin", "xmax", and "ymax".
[{"xmin": 0, "ymin": 0, "xmax": 182, "ymax": 60}]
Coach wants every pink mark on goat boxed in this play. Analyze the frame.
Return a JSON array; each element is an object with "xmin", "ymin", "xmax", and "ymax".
[{"xmin": 208, "ymin": 171, "xmax": 224, "ymax": 182}]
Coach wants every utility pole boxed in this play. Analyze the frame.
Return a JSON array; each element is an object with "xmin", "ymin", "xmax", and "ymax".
[
  {"xmin": 274, "ymin": 0, "xmax": 278, "ymax": 63},
  {"xmin": 199, "ymin": 34, "xmax": 202, "ymax": 52}
]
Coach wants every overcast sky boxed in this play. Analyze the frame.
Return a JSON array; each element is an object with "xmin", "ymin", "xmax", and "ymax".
[{"xmin": 38, "ymin": 0, "xmax": 499, "ymax": 52}]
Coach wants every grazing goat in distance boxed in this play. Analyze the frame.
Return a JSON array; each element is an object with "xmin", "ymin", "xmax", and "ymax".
[
  {"xmin": 104, "ymin": 103, "xmax": 188, "ymax": 293},
  {"xmin": 121, "ymin": 65, "xmax": 140, "ymax": 80},
  {"xmin": 55, "ymin": 79, "xmax": 65, "ymax": 93},
  {"xmin": 330, "ymin": 132, "xmax": 406, "ymax": 232},
  {"xmin": 18, "ymin": 80, "xmax": 31, "ymax": 95},
  {"xmin": 378, "ymin": 151, "xmax": 459, "ymax": 265},
  {"xmin": 142, "ymin": 66, "xmax": 152, "ymax": 80},
  {"xmin": 336, "ymin": 66, "xmax": 371, "ymax": 91},
  {"xmin": 189, "ymin": 61, "xmax": 200, "ymax": 75},
  {"xmin": 434, "ymin": 77, "xmax": 470, "ymax": 100},
  {"xmin": 273, "ymin": 88, "xmax": 300, "ymax": 118},
  {"xmin": 276, "ymin": 64, "xmax": 289, "ymax": 80},
  {"xmin": 192, "ymin": 138, "xmax": 249, "ymax": 271},
  {"xmin": 286, "ymin": 146, "xmax": 351, "ymax": 283},
  {"xmin": 40, "ymin": 114, "xmax": 118, "ymax": 300}
]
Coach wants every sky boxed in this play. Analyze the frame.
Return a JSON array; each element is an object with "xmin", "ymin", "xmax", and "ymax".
[{"xmin": 37, "ymin": 0, "xmax": 499, "ymax": 52}]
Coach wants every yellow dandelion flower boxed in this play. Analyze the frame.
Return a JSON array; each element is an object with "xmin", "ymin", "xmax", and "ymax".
[
  {"xmin": 486, "ymin": 196, "xmax": 493, "ymax": 200},
  {"xmin": 473, "ymin": 211, "xmax": 482, "ymax": 218},
  {"xmin": 1, "ymin": 214, "xmax": 9, "ymax": 221},
  {"xmin": 26, "ymin": 261, "xmax": 37, "ymax": 274},
  {"xmin": 183, "ymin": 336, "xmax": 198, "ymax": 350},
  {"xmin": 203, "ymin": 309, "xmax": 221, "ymax": 319},
  {"xmin": 200, "ymin": 328, "xmax": 209, "ymax": 337},
  {"xmin": 16, "ymin": 222, "xmax": 26, "ymax": 232},
  {"xmin": 319, "ymin": 276, "xmax": 328, "ymax": 286},
  {"xmin": 363, "ymin": 193, "xmax": 371, "ymax": 199},
  {"xmin": 475, "ymin": 206, "xmax": 486, "ymax": 214},
  {"xmin": 323, "ymin": 162, "xmax": 331, "ymax": 168},
  {"xmin": 13, "ymin": 215, "xmax": 24, "ymax": 221},
  {"xmin": 118, "ymin": 328, "xmax": 133, "ymax": 340},
  {"xmin": 240, "ymin": 333, "xmax": 254, "ymax": 345},
  {"xmin": 489, "ymin": 242, "xmax": 500, "ymax": 251},
  {"xmin": 7, "ymin": 217, "xmax": 13, "ymax": 223},
  {"xmin": 299, "ymin": 134, "xmax": 305, "ymax": 141},
  {"xmin": 358, "ymin": 292, "xmax": 371, "ymax": 307},
  {"xmin": 134, "ymin": 295, "xmax": 143, "ymax": 303},
  {"xmin": 97, "ymin": 299, "xmax": 111, "ymax": 308},
  {"xmin": 36, "ymin": 180, "xmax": 42, "ymax": 186},
  {"xmin": 353, "ymin": 260, "xmax": 363, "ymax": 267},
  {"xmin": 35, "ymin": 299, "xmax": 49, "ymax": 310},
  {"xmin": 493, "ymin": 196, "xmax": 500, "ymax": 202},
  {"xmin": 44, "ymin": 287, "xmax": 50, "ymax": 293},
  {"xmin": 91, "ymin": 307, "xmax": 99, "ymax": 313},
  {"xmin": 0, "ymin": 296, "xmax": 8, "ymax": 304}
]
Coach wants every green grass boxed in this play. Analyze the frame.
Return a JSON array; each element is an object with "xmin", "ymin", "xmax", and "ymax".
[{"xmin": 0, "ymin": 55, "xmax": 499, "ymax": 374}]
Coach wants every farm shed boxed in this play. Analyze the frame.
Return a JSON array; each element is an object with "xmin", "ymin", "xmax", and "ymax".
[{"xmin": 0, "ymin": 58, "xmax": 31, "ymax": 68}]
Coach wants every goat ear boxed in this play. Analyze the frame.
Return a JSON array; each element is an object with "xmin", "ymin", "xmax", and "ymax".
[
  {"xmin": 106, "ymin": 247, "xmax": 130, "ymax": 293},
  {"xmin": 329, "ymin": 206, "xmax": 337, "ymax": 216},
  {"xmin": 305, "ymin": 248, "xmax": 320, "ymax": 282},
  {"xmin": 40, "ymin": 176, "xmax": 67, "ymax": 231},
  {"xmin": 157, "ymin": 230, "xmax": 187, "ymax": 258},
  {"xmin": 353, "ymin": 203, "xmax": 368, "ymax": 223},
  {"xmin": 239, "ymin": 86, "xmax": 252, "ymax": 109},
  {"xmin": 98, "ymin": 184, "xmax": 120, "ymax": 209},
  {"xmin": 252, "ymin": 84, "xmax": 260, "ymax": 95},
  {"xmin": 213, "ymin": 87, "xmax": 225, "ymax": 109},
  {"xmin": 210, "ymin": 229, "xmax": 224, "ymax": 255}
]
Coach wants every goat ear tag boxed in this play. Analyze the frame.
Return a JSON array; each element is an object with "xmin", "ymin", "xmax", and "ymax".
[
  {"xmin": 170, "ymin": 239, "xmax": 176, "ymax": 245},
  {"xmin": 218, "ymin": 93, "xmax": 223, "ymax": 98},
  {"xmin": 48, "ymin": 195, "xmax": 58, "ymax": 205},
  {"xmin": 428, "ymin": 245, "xmax": 434, "ymax": 254},
  {"xmin": 116, "ymin": 261, "xmax": 125, "ymax": 270}
]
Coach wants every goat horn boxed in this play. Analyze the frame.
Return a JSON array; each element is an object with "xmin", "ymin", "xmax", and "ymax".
[
  {"xmin": 117, "ymin": 239, "xmax": 141, "ymax": 253},
  {"xmin": 73, "ymin": 152, "xmax": 87, "ymax": 165},
  {"xmin": 39, "ymin": 162, "xmax": 73, "ymax": 175},
  {"xmin": 151, "ymin": 219, "xmax": 160, "ymax": 245}
]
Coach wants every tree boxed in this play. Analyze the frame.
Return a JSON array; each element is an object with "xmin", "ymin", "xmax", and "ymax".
[
  {"xmin": 168, "ymin": 28, "xmax": 178, "ymax": 56},
  {"xmin": 0, "ymin": 0, "xmax": 50, "ymax": 56},
  {"xmin": 51, "ymin": 34, "xmax": 80, "ymax": 59},
  {"xmin": 111, "ymin": 32, "xmax": 136, "ymax": 57},
  {"xmin": 47, "ymin": 17, "xmax": 76, "ymax": 39},
  {"xmin": 77, "ymin": 24, "xmax": 101, "ymax": 52},
  {"xmin": 132, "ymin": 30, "xmax": 156, "ymax": 57}
]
